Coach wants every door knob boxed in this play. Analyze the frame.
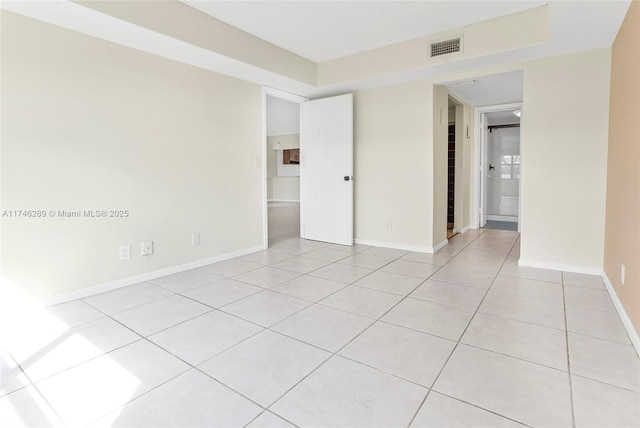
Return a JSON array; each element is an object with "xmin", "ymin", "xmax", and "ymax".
[{"xmin": 344, "ymin": 176, "xmax": 353, "ymax": 181}]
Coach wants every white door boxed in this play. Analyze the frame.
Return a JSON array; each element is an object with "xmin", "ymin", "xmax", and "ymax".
[{"xmin": 300, "ymin": 94, "xmax": 353, "ymax": 245}]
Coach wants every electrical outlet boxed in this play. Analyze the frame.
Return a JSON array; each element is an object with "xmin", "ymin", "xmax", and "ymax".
[
  {"xmin": 192, "ymin": 233, "xmax": 200, "ymax": 246},
  {"xmin": 621, "ymin": 263, "xmax": 626, "ymax": 285},
  {"xmin": 141, "ymin": 240, "xmax": 153, "ymax": 256},
  {"xmin": 386, "ymin": 221, "xmax": 392, "ymax": 231},
  {"xmin": 119, "ymin": 245, "xmax": 130, "ymax": 261}
]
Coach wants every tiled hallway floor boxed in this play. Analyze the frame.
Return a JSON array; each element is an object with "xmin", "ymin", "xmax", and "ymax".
[{"xmin": 2, "ymin": 229, "xmax": 640, "ymax": 427}]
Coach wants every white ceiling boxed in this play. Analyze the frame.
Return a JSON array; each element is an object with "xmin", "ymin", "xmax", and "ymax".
[
  {"xmin": 183, "ymin": 1, "xmax": 545, "ymax": 62},
  {"xmin": 267, "ymin": 95, "xmax": 300, "ymax": 136},
  {"xmin": 445, "ymin": 70, "xmax": 524, "ymax": 107},
  {"xmin": 486, "ymin": 110, "xmax": 521, "ymax": 126},
  {"xmin": 2, "ymin": 1, "xmax": 631, "ymax": 100}
]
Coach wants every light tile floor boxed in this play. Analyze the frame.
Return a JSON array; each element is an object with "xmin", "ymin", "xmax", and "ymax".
[{"xmin": 2, "ymin": 228, "xmax": 640, "ymax": 427}]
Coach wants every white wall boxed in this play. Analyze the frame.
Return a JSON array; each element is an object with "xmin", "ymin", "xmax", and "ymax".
[
  {"xmin": 353, "ymin": 48, "xmax": 611, "ymax": 268},
  {"xmin": 1, "ymin": 12, "xmax": 263, "ymax": 300},
  {"xmin": 353, "ymin": 80, "xmax": 434, "ymax": 251},
  {"xmin": 520, "ymin": 49, "xmax": 611, "ymax": 271}
]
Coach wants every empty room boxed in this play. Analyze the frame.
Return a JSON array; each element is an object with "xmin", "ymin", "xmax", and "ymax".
[{"xmin": 1, "ymin": 1, "xmax": 639, "ymax": 427}]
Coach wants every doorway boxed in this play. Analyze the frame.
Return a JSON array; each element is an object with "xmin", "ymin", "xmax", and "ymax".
[
  {"xmin": 476, "ymin": 104, "xmax": 522, "ymax": 231},
  {"xmin": 263, "ymin": 89, "xmax": 307, "ymax": 248},
  {"xmin": 447, "ymin": 97, "xmax": 464, "ymax": 240}
]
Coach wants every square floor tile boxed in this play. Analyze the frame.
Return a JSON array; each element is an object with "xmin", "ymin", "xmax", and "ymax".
[
  {"xmin": 246, "ymin": 411, "xmax": 296, "ymax": 428},
  {"xmin": 568, "ymin": 332, "xmax": 640, "ymax": 392},
  {"xmin": 411, "ymin": 391, "xmax": 526, "ymax": 427},
  {"xmin": 269, "ymin": 239, "xmax": 327, "ymax": 255},
  {"xmin": 564, "ymin": 285, "xmax": 615, "ymax": 312},
  {"xmin": 0, "ymin": 386, "xmax": 63, "ymax": 428},
  {"xmin": 90, "ymin": 369, "xmax": 262, "ymax": 428},
  {"xmin": 320, "ymin": 286, "xmax": 403, "ymax": 319},
  {"xmin": 434, "ymin": 344, "xmax": 572, "ymax": 427},
  {"xmin": 382, "ymin": 298, "xmax": 474, "ymax": 341},
  {"xmin": 410, "ymin": 280, "xmax": 486, "ymax": 311},
  {"xmin": 490, "ymin": 275, "xmax": 564, "ymax": 304},
  {"xmin": 200, "ymin": 259, "xmax": 262, "ymax": 277},
  {"xmin": 566, "ymin": 304, "xmax": 631, "ymax": 344},
  {"xmin": 339, "ymin": 321, "xmax": 455, "ymax": 387},
  {"xmin": 199, "ymin": 330, "xmax": 330, "ymax": 406},
  {"xmin": 181, "ymin": 279, "xmax": 262, "ymax": 308},
  {"xmin": 429, "ymin": 266, "xmax": 496, "ymax": 289},
  {"xmin": 112, "ymin": 295, "xmax": 211, "ymax": 336},
  {"xmin": 271, "ymin": 275, "xmax": 346, "ymax": 302},
  {"xmin": 271, "ymin": 256, "xmax": 332, "ymax": 274},
  {"xmin": 323, "ymin": 243, "xmax": 372, "ymax": 254},
  {"xmin": 37, "ymin": 340, "xmax": 189, "ymax": 428},
  {"xmin": 461, "ymin": 313, "xmax": 567, "ymax": 371},
  {"xmin": 149, "ymin": 269, "xmax": 224, "ymax": 293},
  {"xmin": 310, "ymin": 263, "xmax": 374, "ymax": 284},
  {"xmin": 445, "ymin": 258, "xmax": 501, "ymax": 275},
  {"xmin": 360, "ymin": 247, "xmax": 409, "ymax": 259},
  {"xmin": 571, "ymin": 374, "xmax": 640, "ymax": 428},
  {"xmin": 303, "ymin": 248, "xmax": 351, "ymax": 262},
  {"xmin": 562, "ymin": 272, "xmax": 605, "ymax": 290},
  {"xmin": 271, "ymin": 356, "xmax": 426, "ymax": 428},
  {"xmin": 17, "ymin": 317, "xmax": 140, "ymax": 382},
  {"xmin": 46, "ymin": 300, "xmax": 105, "ymax": 328},
  {"xmin": 478, "ymin": 291, "xmax": 566, "ymax": 330},
  {"xmin": 337, "ymin": 253, "xmax": 395, "ymax": 270},
  {"xmin": 232, "ymin": 267, "xmax": 301, "ymax": 288},
  {"xmin": 149, "ymin": 311, "xmax": 262, "ymax": 365},
  {"xmin": 499, "ymin": 264, "xmax": 562, "ymax": 283},
  {"xmin": 353, "ymin": 271, "xmax": 424, "ymax": 296},
  {"xmin": 272, "ymin": 304, "xmax": 373, "ymax": 352},
  {"xmin": 0, "ymin": 350, "xmax": 29, "ymax": 396},
  {"xmin": 401, "ymin": 252, "xmax": 450, "ymax": 266},
  {"xmin": 382, "ymin": 260, "xmax": 439, "ymax": 279},
  {"xmin": 84, "ymin": 283, "xmax": 173, "ymax": 315},
  {"xmin": 221, "ymin": 291, "xmax": 310, "ymax": 327},
  {"xmin": 240, "ymin": 249, "xmax": 297, "ymax": 265}
]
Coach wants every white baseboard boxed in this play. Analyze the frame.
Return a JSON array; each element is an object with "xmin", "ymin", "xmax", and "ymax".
[
  {"xmin": 354, "ymin": 239, "xmax": 436, "ymax": 254},
  {"xmin": 432, "ymin": 239, "xmax": 449, "ymax": 253},
  {"xmin": 461, "ymin": 225, "xmax": 472, "ymax": 234},
  {"xmin": 602, "ymin": 272, "xmax": 640, "ymax": 357},
  {"xmin": 518, "ymin": 259, "xmax": 602, "ymax": 275},
  {"xmin": 42, "ymin": 245, "xmax": 264, "ymax": 306}
]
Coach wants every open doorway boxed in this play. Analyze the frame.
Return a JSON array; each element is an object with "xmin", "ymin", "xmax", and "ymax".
[
  {"xmin": 447, "ymin": 97, "xmax": 463, "ymax": 239},
  {"xmin": 476, "ymin": 105, "xmax": 522, "ymax": 231},
  {"xmin": 264, "ymin": 92, "xmax": 305, "ymax": 247}
]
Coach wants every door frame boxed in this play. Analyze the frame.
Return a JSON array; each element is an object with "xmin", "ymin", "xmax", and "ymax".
[
  {"xmin": 473, "ymin": 102, "xmax": 523, "ymax": 231},
  {"xmin": 261, "ymin": 87, "xmax": 309, "ymax": 249}
]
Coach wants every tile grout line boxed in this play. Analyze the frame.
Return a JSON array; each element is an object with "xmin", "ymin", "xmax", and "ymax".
[
  {"xmin": 406, "ymin": 231, "xmax": 525, "ymax": 427},
  {"xmin": 253, "ymin": 232, "xmax": 491, "ymax": 422},
  {"xmin": 562, "ymin": 271, "xmax": 578, "ymax": 428}
]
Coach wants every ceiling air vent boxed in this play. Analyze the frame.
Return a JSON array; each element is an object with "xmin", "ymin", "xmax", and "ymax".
[{"xmin": 429, "ymin": 37, "xmax": 462, "ymax": 58}]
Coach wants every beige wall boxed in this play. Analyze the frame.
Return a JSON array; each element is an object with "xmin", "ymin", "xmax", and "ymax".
[
  {"xmin": 76, "ymin": 0, "xmax": 317, "ymax": 86},
  {"xmin": 520, "ymin": 49, "xmax": 611, "ymax": 270},
  {"xmin": 318, "ymin": 6, "xmax": 547, "ymax": 87},
  {"xmin": 604, "ymin": 1, "xmax": 640, "ymax": 332},
  {"xmin": 267, "ymin": 134, "xmax": 300, "ymax": 202},
  {"xmin": 353, "ymin": 49, "xmax": 610, "ymax": 265},
  {"xmin": 1, "ymin": 12, "xmax": 263, "ymax": 300},
  {"xmin": 432, "ymin": 85, "xmax": 450, "ymax": 246},
  {"xmin": 353, "ymin": 80, "xmax": 434, "ymax": 250}
]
